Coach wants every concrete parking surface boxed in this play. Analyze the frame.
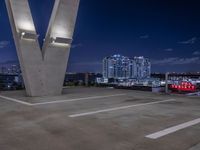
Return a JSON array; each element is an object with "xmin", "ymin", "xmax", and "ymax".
[{"xmin": 0, "ymin": 87, "xmax": 199, "ymax": 150}]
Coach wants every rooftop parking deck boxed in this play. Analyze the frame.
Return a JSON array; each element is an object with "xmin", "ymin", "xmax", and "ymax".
[{"xmin": 0, "ymin": 87, "xmax": 199, "ymax": 150}]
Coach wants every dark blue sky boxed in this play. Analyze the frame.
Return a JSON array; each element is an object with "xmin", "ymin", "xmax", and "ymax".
[{"xmin": 0, "ymin": 0, "xmax": 200, "ymax": 73}]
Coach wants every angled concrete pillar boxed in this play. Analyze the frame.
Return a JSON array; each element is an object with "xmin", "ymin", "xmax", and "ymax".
[{"xmin": 5, "ymin": 0, "xmax": 80, "ymax": 96}]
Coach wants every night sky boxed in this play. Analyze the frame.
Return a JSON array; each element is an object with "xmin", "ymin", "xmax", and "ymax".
[{"xmin": 0, "ymin": 0, "xmax": 200, "ymax": 73}]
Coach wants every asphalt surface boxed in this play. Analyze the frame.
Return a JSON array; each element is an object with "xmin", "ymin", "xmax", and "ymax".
[{"xmin": 0, "ymin": 87, "xmax": 199, "ymax": 150}]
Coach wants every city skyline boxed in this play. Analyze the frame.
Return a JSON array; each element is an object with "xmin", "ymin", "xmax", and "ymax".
[
  {"xmin": 1, "ymin": 0, "xmax": 200, "ymax": 73},
  {"xmin": 103, "ymin": 55, "xmax": 151, "ymax": 79}
]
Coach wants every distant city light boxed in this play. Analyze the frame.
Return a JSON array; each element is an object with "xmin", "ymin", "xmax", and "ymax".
[{"xmin": 170, "ymin": 81, "xmax": 196, "ymax": 92}]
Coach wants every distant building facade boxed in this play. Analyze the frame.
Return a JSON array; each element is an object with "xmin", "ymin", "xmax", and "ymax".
[
  {"xmin": 0, "ymin": 74, "xmax": 24, "ymax": 90},
  {"xmin": 65, "ymin": 73, "xmax": 102, "ymax": 86},
  {"xmin": 0, "ymin": 64, "xmax": 21, "ymax": 75},
  {"xmin": 132, "ymin": 56, "xmax": 151, "ymax": 79},
  {"xmin": 0, "ymin": 63, "xmax": 23, "ymax": 90},
  {"xmin": 103, "ymin": 55, "xmax": 151, "ymax": 79},
  {"xmin": 103, "ymin": 54, "xmax": 131, "ymax": 79}
]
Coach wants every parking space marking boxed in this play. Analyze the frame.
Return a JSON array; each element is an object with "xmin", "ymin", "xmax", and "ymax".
[
  {"xmin": 69, "ymin": 99, "xmax": 176, "ymax": 118},
  {"xmin": 0, "ymin": 94, "xmax": 126, "ymax": 106},
  {"xmin": 0, "ymin": 95, "xmax": 33, "ymax": 106},
  {"xmin": 145, "ymin": 118, "xmax": 200, "ymax": 139},
  {"xmin": 32, "ymin": 94, "xmax": 127, "ymax": 106}
]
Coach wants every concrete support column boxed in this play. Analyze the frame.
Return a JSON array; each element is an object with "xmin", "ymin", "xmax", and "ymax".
[{"xmin": 5, "ymin": 0, "xmax": 80, "ymax": 96}]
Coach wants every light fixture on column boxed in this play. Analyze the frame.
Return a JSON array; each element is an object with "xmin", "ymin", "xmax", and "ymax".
[
  {"xmin": 51, "ymin": 37, "xmax": 72, "ymax": 46},
  {"xmin": 19, "ymin": 30, "xmax": 38, "ymax": 41}
]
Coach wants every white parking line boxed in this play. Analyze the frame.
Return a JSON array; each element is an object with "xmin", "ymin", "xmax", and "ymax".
[
  {"xmin": 0, "ymin": 95, "xmax": 32, "ymax": 106},
  {"xmin": 69, "ymin": 99, "xmax": 176, "ymax": 118},
  {"xmin": 145, "ymin": 118, "xmax": 200, "ymax": 139},
  {"xmin": 32, "ymin": 94, "xmax": 127, "ymax": 106},
  {"xmin": 0, "ymin": 94, "xmax": 126, "ymax": 106}
]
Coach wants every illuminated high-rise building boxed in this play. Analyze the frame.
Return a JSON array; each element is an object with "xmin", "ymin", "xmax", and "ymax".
[
  {"xmin": 132, "ymin": 56, "xmax": 151, "ymax": 79},
  {"xmin": 103, "ymin": 54, "xmax": 131, "ymax": 79},
  {"xmin": 103, "ymin": 55, "xmax": 151, "ymax": 79}
]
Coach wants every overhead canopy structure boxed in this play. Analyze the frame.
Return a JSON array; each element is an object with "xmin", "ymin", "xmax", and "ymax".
[{"xmin": 5, "ymin": 0, "xmax": 80, "ymax": 96}]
